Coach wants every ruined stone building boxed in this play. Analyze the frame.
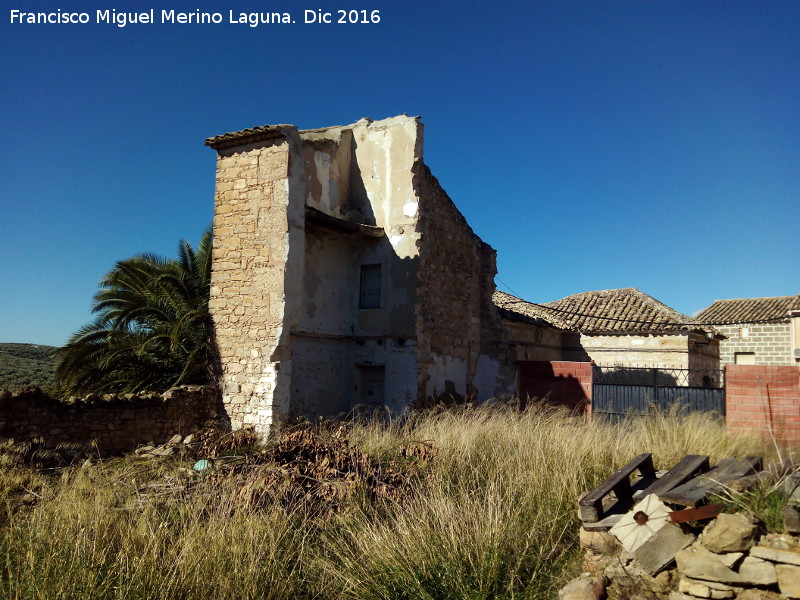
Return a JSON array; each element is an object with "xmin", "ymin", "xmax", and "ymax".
[
  {"xmin": 205, "ymin": 116, "xmax": 526, "ymax": 433},
  {"xmin": 205, "ymin": 116, "xmax": 723, "ymax": 434}
]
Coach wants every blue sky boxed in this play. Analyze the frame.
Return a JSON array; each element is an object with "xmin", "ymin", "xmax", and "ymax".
[{"xmin": 1, "ymin": 0, "xmax": 798, "ymax": 346}]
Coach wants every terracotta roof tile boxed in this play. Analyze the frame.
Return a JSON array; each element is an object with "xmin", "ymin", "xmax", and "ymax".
[
  {"xmin": 492, "ymin": 291, "xmax": 567, "ymax": 328},
  {"xmin": 494, "ymin": 288, "xmax": 709, "ymax": 335},
  {"xmin": 696, "ymin": 295, "xmax": 800, "ymax": 324},
  {"xmin": 543, "ymin": 288, "xmax": 696, "ymax": 334},
  {"xmin": 204, "ymin": 125, "xmax": 291, "ymax": 150}
]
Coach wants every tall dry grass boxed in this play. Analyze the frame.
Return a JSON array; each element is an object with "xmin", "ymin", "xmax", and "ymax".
[{"xmin": 0, "ymin": 404, "xmax": 770, "ymax": 600}]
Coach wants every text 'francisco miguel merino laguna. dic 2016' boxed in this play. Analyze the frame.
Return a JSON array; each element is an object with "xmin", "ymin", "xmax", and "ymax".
[{"xmin": 9, "ymin": 8, "xmax": 383, "ymax": 27}]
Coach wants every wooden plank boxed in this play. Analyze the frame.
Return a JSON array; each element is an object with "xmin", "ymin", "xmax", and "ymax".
[
  {"xmin": 668, "ymin": 503, "xmax": 724, "ymax": 525},
  {"xmin": 579, "ymin": 453, "xmax": 654, "ymax": 522},
  {"xmin": 640, "ymin": 454, "xmax": 710, "ymax": 500},
  {"xmin": 660, "ymin": 456, "xmax": 763, "ymax": 508},
  {"xmin": 728, "ymin": 458, "xmax": 796, "ymax": 492}
]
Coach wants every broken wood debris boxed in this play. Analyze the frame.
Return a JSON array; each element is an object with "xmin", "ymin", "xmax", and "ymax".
[{"xmin": 580, "ymin": 454, "xmax": 773, "ymax": 532}]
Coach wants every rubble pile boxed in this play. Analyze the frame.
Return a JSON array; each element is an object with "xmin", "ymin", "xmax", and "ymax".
[
  {"xmin": 202, "ymin": 423, "xmax": 436, "ymax": 514},
  {"xmin": 560, "ymin": 453, "xmax": 800, "ymax": 600}
]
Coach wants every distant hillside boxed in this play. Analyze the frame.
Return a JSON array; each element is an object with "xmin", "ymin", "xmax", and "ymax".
[{"xmin": 0, "ymin": 343, "xmax": 58, "ymax": 391}]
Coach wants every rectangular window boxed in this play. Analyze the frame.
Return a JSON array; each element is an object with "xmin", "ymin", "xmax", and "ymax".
[
  {"xmin": 739, "ymin": 327, "xmax": 750, "ymax": 339},
  {"xmin": 734, "ymin": 352, "xmax": 756, "ymax": 365},
  {"xmin": 359, "ymin": 263, "xmax": 382, "ymax": 309}
]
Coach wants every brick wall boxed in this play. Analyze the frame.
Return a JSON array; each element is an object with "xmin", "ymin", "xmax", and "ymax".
[
  {"xmin": 0, "ymin": 386, "xmax": 218, "ymax": 455},
  {"xmin": 517, "ymin": 361, "xmax": 592, "ymax": 413},
  {"xmin": 715, "ymin": 322, "xmax": 793, "ymax": 365},
  {"xmin": 725, "ymin": 365, "xmax": 800, "ymax": 446}
]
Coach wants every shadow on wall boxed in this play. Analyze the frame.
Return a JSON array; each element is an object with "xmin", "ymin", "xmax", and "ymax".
[
  {"xmin": 517, "ymin": 361, "xmax": 591, "ymax": 412},
  {"xmin": 282, "ymin": 220, "xmax": 419, "ymax": 420}
]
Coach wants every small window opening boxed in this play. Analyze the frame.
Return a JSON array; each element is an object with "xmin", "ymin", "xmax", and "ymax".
[{"xmin": 359, "ymin": 264, "xmax": 382, "ymax": 309}]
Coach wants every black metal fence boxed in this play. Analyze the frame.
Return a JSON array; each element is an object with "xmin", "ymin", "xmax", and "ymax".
[{"xmin": 592, "ymin": 366, "xmax": 725, "ymax": 421}]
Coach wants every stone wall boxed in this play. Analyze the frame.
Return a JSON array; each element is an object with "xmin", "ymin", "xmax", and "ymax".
[
  {"xmin": 413, "ymin": 161, "xmax": 514, "ymax": 401},
  {"xmin": 726, "ymin": 365, "xmax": 800, "ymax": 446},
  {"xmin": 715, "ymin": 322, "xmax": 795, "ymax": 366},
  {"xmin": 563, "ymin": 332, "xmax": 720, "ymax": 371},
  {"xmin": 209, "ymin": 130, "xmax": 306, "ymax": 433},
  {"xmin": 0, "ymin": 386, "xmax": 218, "ymax": 455}
]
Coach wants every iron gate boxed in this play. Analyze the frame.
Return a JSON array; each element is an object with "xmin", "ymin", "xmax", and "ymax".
[{"xmin": 592, "ymin": 366, "xmax": 725, "ymax": 421}]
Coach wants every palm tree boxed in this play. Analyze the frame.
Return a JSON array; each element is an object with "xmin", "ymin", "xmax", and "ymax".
[{"xmin": 54, "ymin": 228, "xmax": 215, "ymax": 396}]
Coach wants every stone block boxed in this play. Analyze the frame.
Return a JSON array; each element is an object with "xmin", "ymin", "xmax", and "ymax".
[
  {"xmin": 777, "ymin": 564, "xmax": 800, "ymax": 598},
  {"xmin": 736, "ymin": 590, "xmax": 785, "ymax": 600},
  {"xmin": 676, "ymin": 545, "xmax": 775, "ymax": 585},
  {"xmin": 738, "ymin": 556, "xmax": 778, "ymax": 586},
  {"xmin": 678, "ymin": 577, "xmax": 738, "ymax": 599},
  {"xmin": 633, "ymin": 523, "xmax": 696, "ymax": 574},
  {"xmin": 579, "ymin": 527, "xmax": 619, "ymax": 554},
  {"xmin": 701, "ymin": 513, "xmax": 760, "ymax": 553},
  {"xmin": 558, "ymin": 575, "xmax": 604, "ymax": 600},
  {"xmin": 750, "ymin": 545, "xmax": 800, "ymax": 566}
]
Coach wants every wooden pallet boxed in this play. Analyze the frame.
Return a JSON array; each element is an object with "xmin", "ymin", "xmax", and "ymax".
[{"xmin": 580, "ymin": 453, "xmax": 764, "ymax": 531}]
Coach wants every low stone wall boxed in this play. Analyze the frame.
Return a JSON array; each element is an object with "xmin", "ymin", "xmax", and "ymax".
[{"xmin": 0, "ymin": 385, "xmax": 219, "ymax": 454}]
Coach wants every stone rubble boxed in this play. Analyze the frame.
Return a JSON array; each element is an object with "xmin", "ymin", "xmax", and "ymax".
[{"xmin": 561, "ymin": 513, "xmax": 800, "ymax": 600}]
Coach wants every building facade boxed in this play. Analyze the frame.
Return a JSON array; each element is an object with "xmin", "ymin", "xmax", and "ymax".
[{"xmin": 697, "ymin": 295, "xmax": 800, "ymax": 366}]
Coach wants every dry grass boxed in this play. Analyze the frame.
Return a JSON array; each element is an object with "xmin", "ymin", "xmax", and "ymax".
[{"xmin": 0, "ymin": 403, "xmax": 771, "ymax": 599}]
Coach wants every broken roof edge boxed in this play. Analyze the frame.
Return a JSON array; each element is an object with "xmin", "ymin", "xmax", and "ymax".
[{"xmin": 204, "ymin": 114, "xmax": 422, "ymax": 150}]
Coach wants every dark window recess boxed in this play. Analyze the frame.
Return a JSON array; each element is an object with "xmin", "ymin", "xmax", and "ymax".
[
  {"xmin": 356, "ymin": 365, "xmax": 385, "ymax": 407},
  {"xmin": 359, "ymin": 264, "xmax": 382, "ymax": 308}
]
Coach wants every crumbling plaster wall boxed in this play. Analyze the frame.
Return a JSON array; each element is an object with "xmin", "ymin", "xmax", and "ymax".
[{"xmin": 289, "ymin": 117, "xmax": 421, "ymax": 416}]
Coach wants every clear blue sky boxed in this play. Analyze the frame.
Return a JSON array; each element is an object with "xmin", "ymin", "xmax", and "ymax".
[{"xmin": 1, "ymin": 0, "xmax": 798, "ymax": 346}]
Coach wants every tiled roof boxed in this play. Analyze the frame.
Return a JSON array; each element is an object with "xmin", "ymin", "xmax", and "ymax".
[
  {"xmin": 543, "ymin": 288, "xmax": 698, "ymax": 334},
  {"xmin": 204, "ymin": 125, "xmax": 290, "ymax": 150},
  {"xmin": 495, "ymin": 288, "xmax": 705, "ymax": 334},
  {"xmin": 696, "ymin": 295, "xmax": 800, "ymax": 324}
]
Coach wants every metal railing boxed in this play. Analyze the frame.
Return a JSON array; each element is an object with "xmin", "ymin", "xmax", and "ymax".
[{"xmin": 592, "ymin": 365, "xmax": 724, "ymax": 389}]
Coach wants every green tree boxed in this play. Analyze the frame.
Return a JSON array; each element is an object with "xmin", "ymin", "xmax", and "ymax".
[{"xmin": 54, "ymin": 229, "xmax": 215, "ymax": 396}]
